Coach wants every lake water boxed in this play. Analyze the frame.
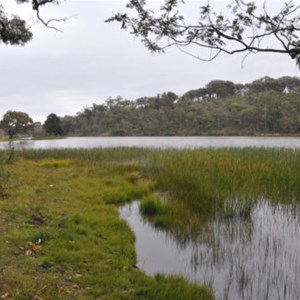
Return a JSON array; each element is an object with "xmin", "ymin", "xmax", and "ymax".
[
  {"xmin": 1, "ymin": 136, "xmax": 300, "ymax": 150},
  {"xmin": 120, "ymin": 201, "xmax": 300, "ymax": 300}
]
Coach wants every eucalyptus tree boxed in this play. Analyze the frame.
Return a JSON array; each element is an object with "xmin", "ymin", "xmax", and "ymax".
[
  {"xmin": 107, "ymin": 0, "xmax": 300, "ymax": 67},
  {"xmin": 0, "ymin": 0, "xmax": 65, "ymax": 46},
  {"xmin": 0, "ymin": 110, "xmax": 34, "ymax": 139}
]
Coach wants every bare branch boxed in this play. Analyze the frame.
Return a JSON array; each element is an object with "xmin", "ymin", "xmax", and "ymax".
[{"xmin": 32, "ymin": 0, "xmax": 72, "ymax": 32}]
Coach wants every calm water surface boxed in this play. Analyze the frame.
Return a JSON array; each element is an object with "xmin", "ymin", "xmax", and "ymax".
[
  {"xmin": 120, "ymin": 201, "xmax": 300, "ymax": 300},
  {"xmin": 0, "ymin": 136, "xmax": 300, "ymax": 149}
]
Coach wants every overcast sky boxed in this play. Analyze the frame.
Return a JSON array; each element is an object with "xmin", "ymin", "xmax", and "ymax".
[{"xmin": 0, "ymin": 0, "xmax": 299, "ymax": 122}]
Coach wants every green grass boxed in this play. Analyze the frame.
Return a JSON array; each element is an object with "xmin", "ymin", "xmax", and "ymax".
[
  {"xmin": 0, "ymin": 149, "xmax": 213, "ymax": 300},
  {"xmin": 146, "ymin": 148, "xmax": 300, "ymax": 216},
  {"xmin": 140, "ymin": 196, "xmax": 167, "ymax": 216},
  {"xmin": 1, "ymin": 147, "xmax": 300, "ymax": 299}
]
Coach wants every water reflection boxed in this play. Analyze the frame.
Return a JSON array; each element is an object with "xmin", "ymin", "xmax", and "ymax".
[{"xmin": 119, "ymin": 201, "xmax": 300, "ymax": 300}]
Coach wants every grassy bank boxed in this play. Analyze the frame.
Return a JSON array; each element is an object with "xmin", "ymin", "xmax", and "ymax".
[
  {"xmin": 0, "ymin": 149, "xmax": 212, "ymax": 300},
  {"xmin": 1, "ymin": 147, "xmax": 300, "ymax": 299}
]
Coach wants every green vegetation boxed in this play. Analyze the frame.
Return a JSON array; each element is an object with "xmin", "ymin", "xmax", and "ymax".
[
  {"xmin": 0, "ymin": 111, "xmax": 34, "ymax": 139},
  {"xmin": 44, "ymin": 113, "xmax": 63, "ymax": 136},
  {"xmin": 60, "ymin": 76, "xmax": 300, "ymax": 136},
  {"xmin": 147, "ymin": 148, "xmax": 300, "ymax": 214},
  {"xmin": 139, "ymin": 196, "xmax": 169, "ymax": 228},
  {"xmin": 1, "ymin": 146, "xmax": 300, "ymax": 298},
  {"xmin": 109, "ymin": 1, "xmax": 300, "ymax": 68},
  {"xmin": 140, "ymin": 196, "xmax": 166, "ymax": 216},
  {"xmin": 0, "ymin": 149, "xmax": 213, "ymax": 300}
]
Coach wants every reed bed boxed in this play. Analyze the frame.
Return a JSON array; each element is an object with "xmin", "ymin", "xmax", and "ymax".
[
  {"xmin": 146, "ymin": 148, "xmax": 300, "ymax": 217},
  {"xmin": 9, "ymin": 147, "xmax": 152, "ymax": 163},
  {"xmin": 3, "ymin": 147, "xmax": 299, "ymax": 214}
]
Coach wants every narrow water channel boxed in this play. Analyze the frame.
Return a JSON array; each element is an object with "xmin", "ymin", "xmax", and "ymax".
[{"xmin": 119, "ymin": 201, "xmax": 300, "ymax": 300}]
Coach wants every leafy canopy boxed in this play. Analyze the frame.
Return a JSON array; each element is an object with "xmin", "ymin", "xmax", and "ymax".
[
  {"xmin": 44, "ymin": 113, "xmax": 63, "ymax": 136},
  {"xmin": 107, "ymin": 0, "xmax": 300, "ymax": 66},
  {"xmin": 0, "ymin": 110, "xmax": 34, "ymax": 139},
  {"xmin": 0, "ymin": 0, "xmax": 60, "ymax": 46}
]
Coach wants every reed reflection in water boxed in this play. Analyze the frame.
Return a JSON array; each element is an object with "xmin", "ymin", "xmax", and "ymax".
[{"xmin": 120, "ymin": 200, "xmax": 300, "ymax": 300}]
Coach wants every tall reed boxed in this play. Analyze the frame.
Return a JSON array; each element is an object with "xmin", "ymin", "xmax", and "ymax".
[
  {"xmin": 5, "ymin": 147, "xmax": 300, "ymax": 217},
  {"xmin": 146, "ymin": 148, "xmax": 300, "ymax": 216}
]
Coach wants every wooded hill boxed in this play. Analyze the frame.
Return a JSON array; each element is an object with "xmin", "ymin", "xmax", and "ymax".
[{"xmin": 61, "ymin": 76, "xmax": 300, "ymax": 136}]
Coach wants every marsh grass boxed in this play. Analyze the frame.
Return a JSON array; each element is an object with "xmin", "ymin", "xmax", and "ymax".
[
  {"xmin": 38, "ymin": 159, "xmax": 73, "ymax": 168},
  {"xmin": 139, "ymin": 196, "xmax": 174, "ymax": 229},
  {"xmin": 1, "ymin": 147, "xmax": 300, "ymax": 299},
  {"xmin": 147, "ymin": 148, "xmax": 300, "ymax": 219},
  {"xmin": 9, "ymin": 147, "xmax": 152, "ymax": 163},
  {"xmin": 140, "ymin": 196, "xmax": 167, "ymax": 215},
  {"xmin": 0, "ymin": 149, "xmax": 212, "ymax": 300}
]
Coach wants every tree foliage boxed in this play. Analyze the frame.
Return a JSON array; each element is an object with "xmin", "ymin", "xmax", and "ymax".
[
  {"xmin": 107, "ymin": 0, "xmax": 300, "ymax": 66},
  {"xmin": 60, "ymin": 76, "xmax": 300, "ymax": 136},
  {"xmin": 0, "ymin": 0, "xmax": 60, "ymax": 45},
  {"xmin": 0, "ymin": 110, "xmax": 34, "ymax": 139},
  {"xmin": 43, "ymin": 113, "xmax": 62, "ymax": 135}
]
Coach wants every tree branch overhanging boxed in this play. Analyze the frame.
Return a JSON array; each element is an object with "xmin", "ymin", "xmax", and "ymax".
[
  {"xmin": 0, "ymin": 0, "xmax": 69, "ymax": 45},
  {"xmin": 31, "ymin": 0, "xmax": 71, "ymax": 32},
  {"xmin": 106, "ymin": 0, "xmax": 300, "ymax": 67}
]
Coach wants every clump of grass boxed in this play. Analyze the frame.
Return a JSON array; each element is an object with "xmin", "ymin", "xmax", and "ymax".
[
  {"xmin": 32, "ymin": 230, "xmax": 53, "ymax": 244},
  {"xmin": 39, "ymin": 159, "xmax": 73, "ymax": 168},
  {"xmin": 140, "ymin": 196, "xmax": 166, "ymax": 216},
  {"xmin": 104, "ymin": 191, "xmax": 132, "ymax": 204},
  {"xmin": 104, "ymin": 184, "xmax": 149, "ymax": 205},
  {"xmin": 139, "ymin": 196, "xmax": 173, "ymax": 229},
  {"xmin": 126, "ymin": 172, "xmax": 140, "ymax": 184},
  {"xmin": 137, "ymin": 273, "xmax": 213, "ymax": 300}
]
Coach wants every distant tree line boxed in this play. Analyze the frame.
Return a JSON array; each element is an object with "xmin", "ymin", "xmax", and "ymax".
[
  {"xmin": 2, "ymin": 76, "xmax": 299, "ymax": 138},
  {"xmin": 60, "ymin": 76, "xmax": 300, "ymax": 136}
]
